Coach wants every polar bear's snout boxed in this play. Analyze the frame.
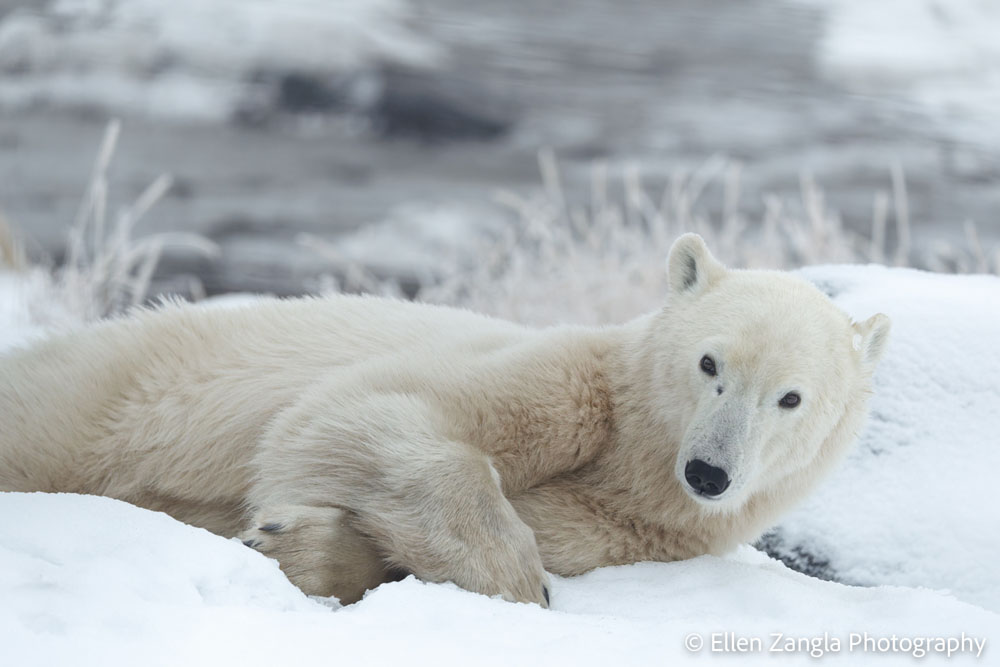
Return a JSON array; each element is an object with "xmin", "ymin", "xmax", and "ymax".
[{"xmin": 684, "ymin": 459, "xmax": 731, "ymax": 497}]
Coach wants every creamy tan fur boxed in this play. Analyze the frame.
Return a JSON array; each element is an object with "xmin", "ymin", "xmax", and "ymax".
[{"xmin": 0, "ymin": 234, "xmax": 890, "ymax": 606}]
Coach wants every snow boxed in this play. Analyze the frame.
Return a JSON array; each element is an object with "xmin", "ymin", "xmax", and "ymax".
[
  {"xmin": 802, "ymin": 0, "xmax": 1000, "ymax": 147},
  {"xmin": 0, "ymin": 0, "xmax": 443, "ymax": 121},
  {"xmin": 808, "ymin": 0, "xmax": 1000, "ymax": 81},
  {"xmin": 2, "ymin": 493, "xmax": 996, "ymax": 666},
  {"xmin": 3, "ymin": 262, "xmax": 1000, "ymax": 664},
  {"xmin": 0, "ymin": 270, "xmax": 76, "ymax": 353}
]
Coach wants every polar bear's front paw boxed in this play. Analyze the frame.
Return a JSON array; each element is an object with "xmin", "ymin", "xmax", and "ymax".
[
  {"xmin": 490, "ymin": 561, "xmax": 551, "ymax": 609},
  {"xmin": 456, "ymin": 521, "xmax": 552, "ymax": 609},
  {"xmin": 493, "ymin": 539, "xmax": 552, "ymax": 608},
  {"xmin": 240, "ymin": 505, "xmax": 389, "ymax": 604}
]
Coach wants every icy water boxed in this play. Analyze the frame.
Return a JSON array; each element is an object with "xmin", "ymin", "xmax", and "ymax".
[{"xmin": 1, "ymin": 0, "xmax": 997, "ymax": 294}]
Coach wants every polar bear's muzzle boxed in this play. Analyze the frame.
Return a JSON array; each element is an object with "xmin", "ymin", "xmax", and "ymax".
[
  {"xmin": 676, "ymin": 394, "xmax": 755, "ymax": 504},
  {"xmin": 684, "ymin": 459, "xmax": 731, "ymax": 497}
]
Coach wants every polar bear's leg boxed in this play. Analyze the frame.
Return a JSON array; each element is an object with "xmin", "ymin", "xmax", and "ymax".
[
  {"xmin": 252, "ymin": 390, "xmax": 551, "ymax": 607},
  {"xmin": 352, "ymin": 439, "xmax": 551, "ymax": 607},
  {"xmin": 239, "ymin": 504, "xmax": 390, "ymax": 603}
]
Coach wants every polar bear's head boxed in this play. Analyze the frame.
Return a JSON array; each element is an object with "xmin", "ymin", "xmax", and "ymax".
[{"xmin": 648, "ymin": 234, "xmax": 890, "ymax": 515}]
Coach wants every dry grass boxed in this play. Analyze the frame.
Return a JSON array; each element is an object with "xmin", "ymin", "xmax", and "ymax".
[
  {"xmin": 0, "ymin": 215, "xmax": 28, "ymax": 270},
  {"xmin": 419, "ymin": 149, "xmax": 998, "ymax": 325},
  {"xmin": 3, "ymin": 129, "xmax": 996, "ymax": 331},
  {"xmin": 59, "ymin": 120, "xmax": 217, "ymax": 320},
  {"xmin": 0, "ymin": 121, "xmax": 216, "ymax": 331}
]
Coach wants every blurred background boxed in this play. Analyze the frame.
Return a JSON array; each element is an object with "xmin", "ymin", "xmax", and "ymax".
[{"xmin": 0, "ymin": 0, "xmax": 998, "ymax": 321}]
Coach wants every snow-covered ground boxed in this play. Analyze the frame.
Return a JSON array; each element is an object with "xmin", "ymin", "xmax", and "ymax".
[
  {"xmin": 2, "ymin": 493, "xmax": 995, "ymax": 666},
  {"xmin": 2, "ymin": 260, "xmax": 999, "ymax": 664}
]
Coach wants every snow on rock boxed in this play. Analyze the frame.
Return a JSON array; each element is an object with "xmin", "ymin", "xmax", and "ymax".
[
  {"xmin": 0, "ymin": 0, "xmax": 443, "ymax": 121},
  {"xmin": 770, "ymin": 264, "xmax": 1000, "ymax": 612},
  {"xmin": 1, "ymin": 492, "xmax": 996, "ymax": 667}
]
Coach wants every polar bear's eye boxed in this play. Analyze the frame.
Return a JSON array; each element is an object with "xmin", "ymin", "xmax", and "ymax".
[
  {"xmin": 779, "ymin": 392, "xmax": 801, "ymax": 409},
  {"xmin": 700, "ymin": 355, "xmax": 716, "ymax": 376}
]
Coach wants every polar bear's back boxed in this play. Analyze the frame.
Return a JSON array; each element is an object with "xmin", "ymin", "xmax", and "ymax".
[{"xmin": 0, "ymin": 294, "xmax": 527, "ymax": 498}]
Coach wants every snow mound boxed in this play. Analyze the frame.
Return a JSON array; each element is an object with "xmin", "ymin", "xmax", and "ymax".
[
  {"xmin": 769, "ymin": 264, "xmax": 1000, "ymax": 612},
  {"xmin": 2, "ymin": 492, "xmax": 996, "ymax": 666}
]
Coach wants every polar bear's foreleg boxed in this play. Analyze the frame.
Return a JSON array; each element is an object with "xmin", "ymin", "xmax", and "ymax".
[{"xmin": 251, "ymin": 390, "xmax": 551, "ymax": 607}]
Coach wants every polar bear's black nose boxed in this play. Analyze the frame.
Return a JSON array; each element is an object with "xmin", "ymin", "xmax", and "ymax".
[{"xmin": 685, "ymin": 459, "xmax": 731, "ymax": 497}]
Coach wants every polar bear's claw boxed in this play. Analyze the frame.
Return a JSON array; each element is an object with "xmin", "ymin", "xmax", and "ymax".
[{"xmin": 258, "ymin": 522, "xmax": 284, "ymax": 533}]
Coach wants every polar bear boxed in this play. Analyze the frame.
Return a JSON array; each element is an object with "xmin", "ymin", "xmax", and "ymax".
[{"xmin": 0, "ymin": 234, "xmax": 890, "ymax": 606}]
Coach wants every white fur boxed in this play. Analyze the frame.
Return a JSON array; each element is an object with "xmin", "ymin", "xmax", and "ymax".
[{"xmin": 0, "ymin": 234, "xmax": 890, "ymax": 606}]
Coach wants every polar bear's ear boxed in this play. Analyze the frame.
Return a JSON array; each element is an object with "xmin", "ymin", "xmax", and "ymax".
[
  {"xmin": 667, "ymin": 233, "xmax": 726, "ymax": 296},
  {"xmin": 852, "ymin": 313, "xmax": 892, "ymax": 369}
]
